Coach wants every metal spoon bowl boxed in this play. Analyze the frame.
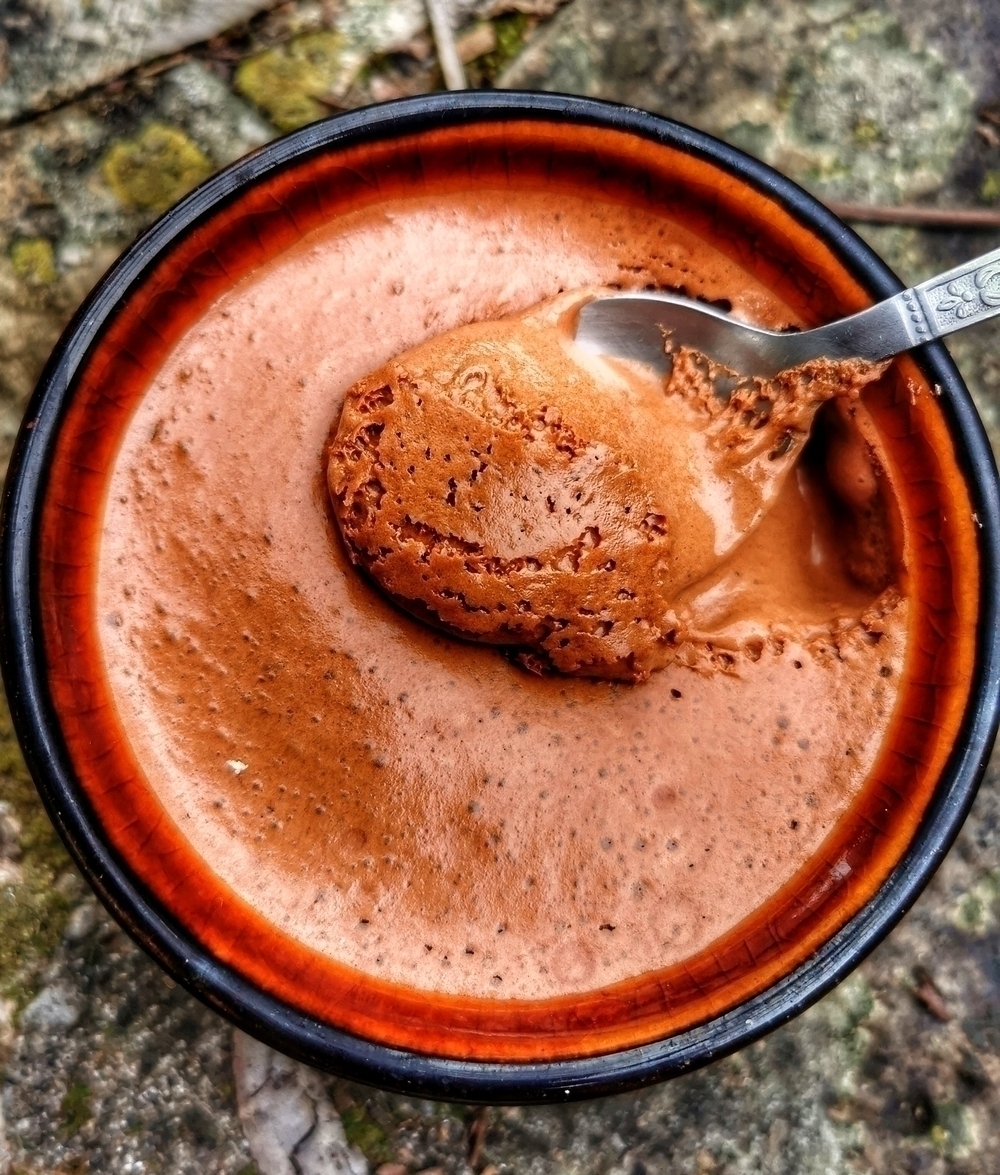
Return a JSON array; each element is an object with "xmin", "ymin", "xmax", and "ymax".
[{"xmin": 576, "ymin": 245, "xmax": 1000, "ymax": 378}]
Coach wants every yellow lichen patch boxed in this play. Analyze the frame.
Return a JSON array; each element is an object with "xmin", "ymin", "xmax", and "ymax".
[
  {"xmin": 10, "ymin": 238, "xmax": 57, "ymax": 285},
  {"xmin": 235, "ymin": 31, "xmax": 345, "ymax": 131},
  {"xmin": 981, "ymin": 169, "xmax": 1000, "ymax": 202},
  {"xmin": 101, "ymin": 123, "xmax": 212, "ymax": 212},
  {"xmin": 852, "ymin": 116, "xmax": 882, "ymax": 145}
]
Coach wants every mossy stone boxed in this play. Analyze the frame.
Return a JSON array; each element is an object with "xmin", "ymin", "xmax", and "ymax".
[
  {"xmin": 101, "ymin": 123, "xmax": 213, "ymax": 212},
  {"xmin": 491, "ymin": 13, "xmax": 531, "ymax": 69},
  {"xmin": 235, "ymin": 31, "xmax": 344, "ymax": 132},
  {"xmin": 340, "ymin": 1103, "xmax": 394, "ymax": 1166},
  {"xmin": 0, "ymin": 693, "xmax": 73, "ymax": 1007},
  {"xmin": 60, "ymin": 1080, "xmax": 93, "ymax": 1136},
  {"xmin": 782, "ymin": 12, "xmax": 974, "ymax": 201},
  {"xmin": 10, "ymin": 238, "xmax": 57, "ymax": 285},
  {"xmin": 953, "ymin": 871, "xmax": 1000, "ymax": 935}
]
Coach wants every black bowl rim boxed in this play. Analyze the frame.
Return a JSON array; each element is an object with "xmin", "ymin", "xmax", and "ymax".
[{"xmin": 2, "ymin": 90, "xmax": 999, "ymax": 1104}]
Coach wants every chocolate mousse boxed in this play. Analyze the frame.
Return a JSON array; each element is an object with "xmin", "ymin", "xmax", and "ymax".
[
  {"xmin": 36, "ymin": 117, "xmax": 978, "ymax": 1062},
  {"xmin": 93, "ymin": 184, "xmax": 910, "ymax": 1005},
  {"xmin": 327, "ymin": 291, "xmax": 889, "ymax": 679}
]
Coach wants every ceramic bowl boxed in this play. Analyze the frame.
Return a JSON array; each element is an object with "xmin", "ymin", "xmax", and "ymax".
[{"xmin": 3, "ymin": 92, "xmax": 999, "ymax": 1102}]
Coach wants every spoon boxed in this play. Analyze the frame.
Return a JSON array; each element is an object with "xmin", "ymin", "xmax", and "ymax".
[{"xmin": 575, "ymin": 246, "xmax": 1000, "ymax": 377}]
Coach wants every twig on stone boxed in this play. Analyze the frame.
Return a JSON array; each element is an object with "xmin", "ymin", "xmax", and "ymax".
[
  {"xmin": 456, "ymin": 22, "xmax": 497, "ymax": 63},
  {"xmin": 136, "ymin": 51, "xmax": 190, "ymax": 78},
  {"xmin": 467, "ymin": 1107, "xmax": 489, "ymax": 1169},
  {"xmin": 425, "ymin": 0, "xmax": 467, "ymax": 90},
  {"xmin": 205, "ymin": 35, "xmax": 245, "ymax": 62},
  {"xmin": 977, "ymin": 122, "xmax": 1000, "ymax": 149},
  {"xmin": 315, "ymin": 94, "xmax": 352, "ymax": 112},
  {"xmin": 827, "ymin": 201, "xmax": 1000, "ymax": 229},
  {"xmin": 912, "ymin": 966, "xmax": 952, "ymax": 1021}
]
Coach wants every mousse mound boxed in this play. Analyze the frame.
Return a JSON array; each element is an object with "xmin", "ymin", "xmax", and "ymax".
[{"xmin": 327, "ymin": 292, "xmax": 888, "ymax": 681}]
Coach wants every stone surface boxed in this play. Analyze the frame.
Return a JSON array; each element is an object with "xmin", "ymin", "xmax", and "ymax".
[
  {"xmin": 19, "ymin": 984, "xmax": 81, "ymax": 1033},
  {"xmin": 0, "ymin": 57, "xmax": 274, "ymax": 479},
  {"xmin": 234, "ymin": 1033, "xmax": 368, "ymax": 1175},
  {"xmin": 3, "ymin": 901, "xmax": 254, "ymax": 1172},
  {"xmin": 500, "ymin": 0, "xmax": 999, "ymax": 207},
  {"xmin": 0, "ymin": 0, "xmax": 999, "ymax": 1171},
  {"xmin": 0, "ymin": 0, "xmax": 279, "ymax": 124}
]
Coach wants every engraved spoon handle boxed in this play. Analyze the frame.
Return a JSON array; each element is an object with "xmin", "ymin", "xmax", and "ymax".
[
  {"xmin": 911, "ymin": 246, "xmax": 1000, "ymax": 338},
  {"xmin": 793, "ymin": 245, "xmax": 1000, "ymax": 367}
]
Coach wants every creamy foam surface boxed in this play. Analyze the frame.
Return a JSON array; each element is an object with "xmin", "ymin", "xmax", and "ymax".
[{"xmin": 96, "ymin": 190, "xmax": 907, "ymax": 1000}]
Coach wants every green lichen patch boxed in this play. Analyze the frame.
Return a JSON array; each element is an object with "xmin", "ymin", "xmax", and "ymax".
[
  {"xmin": 101, "ymin": 123, "xmax": 212, "ymax": 212},
  {"xmin": 824, "ymin": 971, "xmax": 875, "ymax": 1037},
  {"xmin": 475, "ymin": 13, "xmax": 531, "ymax": 84},
  {"xmin": 235, "ymin": 31, "xmax": 345, "ymax": 132},
  {"xmin": 10, "ymin": 238, "xmax": 58, "ymax": 285},
  {"xmin": 340, "ymin": 1103, "xmax": 394, "ymax": 1167},
  {"xmin": 697, "ymin": 0, "xmax": 751, "ymax": 15},
  {"xmin": 952, "ymin": 872, "xmax": 1000, "ymax": 936},
  {"xmin": 60, "ymin": 1080, "xmax": 93, "ymax": 1136},
  {"xmin": 803, "ymin": 971, "xmax": 879, "ymax": 1101},
  {"xmin": 0, "ymin": 694, "xmax": 73, "ymax": 1006}
]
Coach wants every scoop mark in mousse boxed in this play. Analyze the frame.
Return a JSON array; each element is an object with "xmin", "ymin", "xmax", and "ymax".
[{"xmin": 326, "ymin": 291, "xmax": 893, "ymax": 681}]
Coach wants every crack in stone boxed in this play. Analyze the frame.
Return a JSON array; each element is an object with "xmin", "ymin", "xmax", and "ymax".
[
  {"xmin": 233, "ymin": 1031, "xmax": 368, "ymax": 1175},
  {"xmin": 288, "ymin": 1102, "xmax": 319, "ymax": 1175}
]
